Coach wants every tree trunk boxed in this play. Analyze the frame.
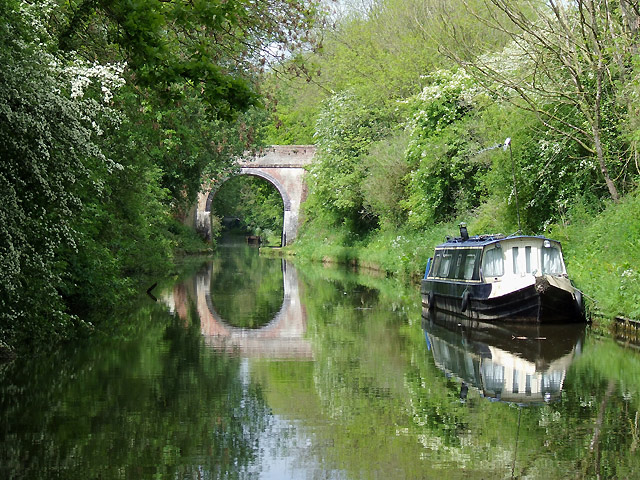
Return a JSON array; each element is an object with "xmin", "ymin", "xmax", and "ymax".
[
  {"xmin": 592, "ymin": 124, "xmax": 620, "ymax": 202},
  {"xmin": 592, "ymin": 52, "xmax": 620, "ymax": 203}
]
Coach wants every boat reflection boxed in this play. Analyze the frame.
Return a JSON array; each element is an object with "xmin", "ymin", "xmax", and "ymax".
[{"xmin": 422, "ymin": 310, "xmax": 586, "ymax": 404}]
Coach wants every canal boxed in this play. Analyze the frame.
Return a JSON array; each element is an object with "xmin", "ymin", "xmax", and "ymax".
[{"xmin": 1, "ymin": 243, "xmax": 639, "ymax": 479}]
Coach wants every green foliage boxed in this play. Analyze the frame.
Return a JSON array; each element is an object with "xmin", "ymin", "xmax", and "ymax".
[
  {"xmin": 114, "ymin": 85, "xmax": 266, "ymax": 214},
  {"xmin": 53, "ymin": 0, "xmax": 322, "ymax": 120},
  {"xmin": 551, "ymin": 191, "xmax": 640, "ymax": 319},
  {"xmin": 402, "ymin": 70, "xmax": 487, "ymax": 228},
  {"xmin": 360, "ymin": 224, "xmax": 459, "ymax": 279},
  {"xmin": 262, "ymin": 73, "xmax": 321, "ymax": 145},
  {"xmin": 293, "ymin": 215, "xmax": 460, "ymax": 282},
  {"xmin": 359, "ymin": 131, "xmax": 411, "ymax": 229},
  {"xmin": 515, "ymin": 129, "xmax": 604, "ymax": 231},
  {"xmin": 306, "ymin": 90, "xmax": 396, "ymax": 232},
  {"xmin": 262, "ymin": 0, "xmax": 510, "ymax": 146},
  {"xmin": 212, "ymin": 176, "xmax": 284, "ymax": 245}
]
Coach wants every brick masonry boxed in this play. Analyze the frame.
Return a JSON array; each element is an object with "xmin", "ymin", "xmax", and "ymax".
[{"xmin": 195, "ymin": 145, "xmax": 316, "ymax": 246}]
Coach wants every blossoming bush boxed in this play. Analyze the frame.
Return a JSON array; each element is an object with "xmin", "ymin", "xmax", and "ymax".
[
  {"xmin": 401, "ymin": 69, "xmax": 487, "ymax": 228},
  {"xmin": 306, "ymin": 90, "xmax": 395, "ymax": 233},
  {"xmin": 0, "ymin": 7, "xmax": 120, "ymax": 346}
]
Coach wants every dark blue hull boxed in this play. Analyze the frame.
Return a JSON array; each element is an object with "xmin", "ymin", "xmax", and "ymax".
[{"xmin": 420, "ymin": 277, "xmax": 585, "ymax": 323}]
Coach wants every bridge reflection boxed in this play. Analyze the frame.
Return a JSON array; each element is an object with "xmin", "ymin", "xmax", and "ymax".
[{"xmin": 164, "ymin": 259, "xmax": 312, "ymax": 360}]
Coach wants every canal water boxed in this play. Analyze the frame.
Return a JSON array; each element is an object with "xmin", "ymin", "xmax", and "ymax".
[{"xmin": 1, "ymin": 244, "xmax": 639, "ymax": 479}]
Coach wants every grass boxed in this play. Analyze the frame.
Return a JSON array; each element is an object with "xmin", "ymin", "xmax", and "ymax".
[
  {"xmin": 551, "ymin": 193, "xmax": 640, "ymax": 320},
  {"xmin": 287, "ymin": 190, "xmax": 640, "ymax": 322}
]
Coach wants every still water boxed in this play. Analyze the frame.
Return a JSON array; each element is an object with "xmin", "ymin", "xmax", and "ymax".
[{"xmin": 1, "ymin": 244, "xmax": 640, "ymax": 479}]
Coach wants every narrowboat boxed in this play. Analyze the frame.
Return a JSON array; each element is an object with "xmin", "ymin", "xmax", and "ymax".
[{"xmin": 420, "ymin": 224, "xmax": 585, "ymax": 323}]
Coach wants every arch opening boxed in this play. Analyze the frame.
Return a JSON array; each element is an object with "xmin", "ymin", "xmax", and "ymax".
[{"xmin": 207, "ymin": 173, "xmax": 287, "ymax": 246}]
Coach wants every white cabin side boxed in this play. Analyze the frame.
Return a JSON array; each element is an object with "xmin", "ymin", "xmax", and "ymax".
[
  {"xmin": 481, "ymin": 238, "xmax": 566, "ymax": 281},
  {"xmin": 480, "ymin": 238, "xmax": 568, "ymax": 297}
]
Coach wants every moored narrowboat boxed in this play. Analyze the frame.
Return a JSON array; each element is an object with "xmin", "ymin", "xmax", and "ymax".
[{"xmin": 420, "ymin": 224, "xmax": 586, "ymax": 323}]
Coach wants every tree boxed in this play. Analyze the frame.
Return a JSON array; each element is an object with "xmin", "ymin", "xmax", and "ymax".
[
  {"xmin": 434, "ymin": 0, "xmax": 640, "ymax": 202},
  {"xmin": 306, "ymin": 90, "xmax": 396, "ymax": 233},
  {"xmin": 52, "ymin": 0, "xmax": 322, "ymax": 119},
  {"xmin": 401, "ymin": 69, "xmax": 488, "ymax": 227},
  {"xmin": 49, "ymin": 0, "xmax": 322, "ymax": 211}
]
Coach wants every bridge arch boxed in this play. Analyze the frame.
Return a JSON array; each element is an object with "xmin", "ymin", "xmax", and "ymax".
[
  {"xmin": 195, "ymin": 145, "xmax": 315, "ymax": 246},
  {"xmin": 204, "ymin": 169, "xmax": 292, "ymax": 213}
]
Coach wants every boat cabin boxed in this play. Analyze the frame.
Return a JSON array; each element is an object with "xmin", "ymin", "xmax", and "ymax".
[
  {"xmin": 421, "ymin": 225, "xmax": 583, "ymax": 322},
  {"xmin": 426, "ymin": 235, "xmax": 567, "ymax": 284}
]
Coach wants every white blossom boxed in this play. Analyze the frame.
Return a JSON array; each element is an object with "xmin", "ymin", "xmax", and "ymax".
[{"xmin": 66, "ymin": 61, "xmax": 127, "ymax": 103}]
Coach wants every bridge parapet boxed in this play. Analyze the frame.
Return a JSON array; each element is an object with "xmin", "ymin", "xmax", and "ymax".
[{"xmin": 238, "ymin": 145, "xmax": 316, "ymax": 168}]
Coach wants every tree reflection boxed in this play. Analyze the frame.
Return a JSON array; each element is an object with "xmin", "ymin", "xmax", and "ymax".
[
  {"xmin": 0, "ymin": 301, "xmax": 269, "ymax": 479},
  {"xmin": 209, "ymin": 245, "xmax": 284, "ymax": 329}
]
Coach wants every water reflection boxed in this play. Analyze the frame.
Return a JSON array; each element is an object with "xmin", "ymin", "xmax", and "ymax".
[
  {"xmin": 163, "ymin": 250, "xmax": 312, "ymax": 359},
  {"xmin": 208, "ymin": 245, "xmax": 285, "ymax": 329},
  {"xmin": 2, "ymin": 246, "xmax": 640, "ymax": 479},
  {"xmin": 423, "ymin": 310, "xmax": 586, "ymax": 404}
]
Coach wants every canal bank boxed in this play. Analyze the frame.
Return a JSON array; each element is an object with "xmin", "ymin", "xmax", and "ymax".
[{"xmin": 281, "ymin": 191, "xmax": 640, "ymax": 326}]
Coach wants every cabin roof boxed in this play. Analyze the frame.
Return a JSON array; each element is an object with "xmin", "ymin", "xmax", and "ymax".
[{"xmin": 435, "ymin": 234, "xmax": 557, "ymax": 249}]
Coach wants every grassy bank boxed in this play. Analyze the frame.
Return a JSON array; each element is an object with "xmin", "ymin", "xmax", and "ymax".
[
  {"xmin": 551, "ymin": 193, "xmax": 640, "ymax": 321},
  {"xmin": 284, "ymin": 191, "xmax": 640, "ymax": 324}
]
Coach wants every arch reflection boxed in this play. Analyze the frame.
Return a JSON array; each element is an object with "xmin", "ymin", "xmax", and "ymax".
[
  {"xmin": 197, "ymin": 258, "xmax": 312, "ymax": 359},
  {"xmin": 423, "ymin": 311, "xmax": 586, "ymax": 404},
  {"xmin": 207, "ymin": 244, "xmax": 285, "ymax": 329}
]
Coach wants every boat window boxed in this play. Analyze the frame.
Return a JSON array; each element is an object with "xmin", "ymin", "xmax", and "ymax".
[
  {"xmin": 430, "ymin": 252, "xmax": 442, "ymax": 277},
  {"xmin": 525, "ymin": 246, "xmax": 532, "ymax": 273},
  {"xmin": 482, "ymin": 247, "xmax": 504, "ymax": 277},
  {"xmin": 454, "ymin": 252, "xmax": 464, "ymax": 278},
  {"xmin": 512, "ymin": 247, "xmax": 520, "ymax": 274},
  {"xmin": 438, "ymin": 252, "xmax": 453, "ymax": 277},
  {"xmin": 542, "ymin": 246, "xmax": 563, "ymax": 274},
  {"xmin": 463, "ymin": 253, "xmax": 476, "ymax": 280}
]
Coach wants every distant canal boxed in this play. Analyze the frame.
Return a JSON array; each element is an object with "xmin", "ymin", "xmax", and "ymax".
[{"xmin": 1, "ymin": 243, "xmax": 639, "ymax": 479}]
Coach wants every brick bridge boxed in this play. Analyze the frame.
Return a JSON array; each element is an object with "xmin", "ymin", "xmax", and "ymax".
[{"xmin": 194, "ymin": 145, "xmax": 316, "ymax": 246}]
